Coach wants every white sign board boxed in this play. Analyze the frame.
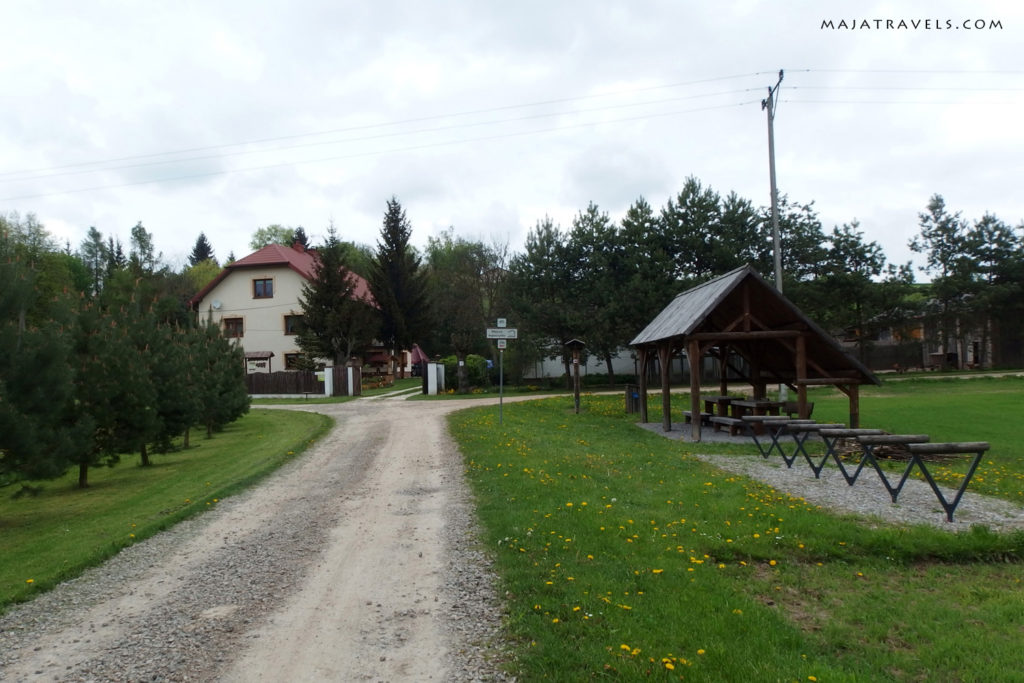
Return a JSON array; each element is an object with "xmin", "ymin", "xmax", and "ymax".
[
  {"xmin": 497, "ymin": 339, "xmax": 507, "ymax": 349},
  {"xmin": 497, "ymin": 318, "xmax": 507, "ymax": 328},
  {"xmin": 486, "ymin": 327, "xmax": 518, "ymax": 339}
]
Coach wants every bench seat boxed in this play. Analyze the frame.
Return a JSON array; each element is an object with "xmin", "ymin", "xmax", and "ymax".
[{"xmin": 709, "ymin": 416, "xmax": 746, "ymax": 436}]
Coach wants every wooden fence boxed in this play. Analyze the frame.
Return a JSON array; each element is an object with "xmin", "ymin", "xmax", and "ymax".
[{"xmin": 245, "ymin": 367, "xmax": 361, "ymax": 396}]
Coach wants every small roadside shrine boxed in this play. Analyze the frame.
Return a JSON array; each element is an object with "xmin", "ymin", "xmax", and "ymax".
[{"xmin": 630, "ymin": 265, "xmax": 879, "ymax": 441}]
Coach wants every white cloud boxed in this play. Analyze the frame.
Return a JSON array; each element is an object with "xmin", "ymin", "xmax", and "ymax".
[{"xmin": 1, "ymin": 0, "xmax": 1023, "ymax": 275}]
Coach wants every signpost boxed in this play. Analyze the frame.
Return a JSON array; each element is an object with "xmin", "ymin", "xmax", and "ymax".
[{"xmin": 487, "ymin": 323, "xmax": 518, "ymax": 424}]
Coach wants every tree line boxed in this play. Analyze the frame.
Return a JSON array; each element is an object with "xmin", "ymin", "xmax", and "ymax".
[
  {"xmin": 4, "ymin": 180, "xmax": 1023, "ymax": 489},
  {"xmin": 414, "ymin": 179, "xmax": 1024, "ymax": 384},
  {"xmin": 203, "ymin": 183, "xmax": 1024, "ymax": 392},
  {"xmin": 1, "ymin": 215, "xmax": 248, "ymax": 490}
]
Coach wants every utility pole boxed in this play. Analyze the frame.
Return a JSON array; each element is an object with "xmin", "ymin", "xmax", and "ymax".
[
  {"xmin": 762, "ymin": 69, "xmax": 784, "ymax": 292},
  {"xmin": 762, "ymin": 69, "xmax": 787, "ymax": 402}
]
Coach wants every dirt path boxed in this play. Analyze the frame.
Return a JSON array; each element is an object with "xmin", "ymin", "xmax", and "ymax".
[
  {"xmin": 221, "ymin": 395, "xmax": 466, "ymax": 681},
  {"xmin": 0, "ymin": 392, "xmax": 522, "ymax": 682}
]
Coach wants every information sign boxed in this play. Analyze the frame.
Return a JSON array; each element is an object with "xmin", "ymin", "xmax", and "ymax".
[{"xmin": 486, "ymin": 327, "xmax": 518, "ymax": 339}]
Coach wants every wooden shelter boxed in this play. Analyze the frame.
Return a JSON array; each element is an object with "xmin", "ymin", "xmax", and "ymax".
[{"xmin": 630, "ymin": 265, "xmax": 879, "ymax": 441}]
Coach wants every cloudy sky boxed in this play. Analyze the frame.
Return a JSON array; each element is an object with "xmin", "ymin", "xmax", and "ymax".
[{"xmin": 3, "ymin": 1, "xmax": 1022, "ymax": 275}]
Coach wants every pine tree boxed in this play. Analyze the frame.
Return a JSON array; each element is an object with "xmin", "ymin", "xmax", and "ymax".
[
  {"xmin": 79, "ymin": 226, "xmax": 108, "ymax": 296},
  {"xmin": 297, "ymin": 227, "xmax": 379, "ymax": 365},
  {"xmin": 292, "ymin": 226, "xmax": 310, "ymax": 249},
  {"xmin": 0, "ymin": 259, "xmax": 84, "ymax": 484},
  {"xmin": 196, "ymin": 322, "xmax": 249, "ymax": 438},
  {"xmin": 188, "ymin": 232, "xmax": 216, "ymax": 266},
  {"xmin": 368, "ymin": 197, "xmax": 429, "ymax": 376}
]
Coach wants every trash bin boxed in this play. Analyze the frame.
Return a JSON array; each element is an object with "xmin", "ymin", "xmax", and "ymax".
[{"xmin": 625, "ymin": 384, "xmax": 641, "ymax": 413}]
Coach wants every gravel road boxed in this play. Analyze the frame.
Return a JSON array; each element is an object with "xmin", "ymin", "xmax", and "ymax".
[{"xmin": 0, "ymin": 392, "xmax": 516, "ymax": 682}]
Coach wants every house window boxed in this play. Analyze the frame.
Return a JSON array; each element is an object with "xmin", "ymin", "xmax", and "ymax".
[
  {"xmin": 284, "ymin": 353, "xmax": 303, "ymax": 370},
  {"xmin": 223, "ymin": 317, "xmax": 244, "ymax": 338},
  {"xmin": 253, "ymin": 278, "xmax": 274, "ymax": 299},
  {"xmin": 284, "ymin": 314, "xmax": 303, "ymax": 335}
]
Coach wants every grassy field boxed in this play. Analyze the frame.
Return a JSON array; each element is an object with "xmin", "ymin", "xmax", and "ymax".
[
  {"xmin": 450, "ymin": 376, "xmax": 1024, "ymax": 681},
  {"xmin": 0, "ymin": 409, "xmax": 332, "ymax": 611}
]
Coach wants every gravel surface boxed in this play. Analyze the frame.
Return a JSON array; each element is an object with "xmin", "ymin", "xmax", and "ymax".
[
  {"xmin": 6, "ymin": 395, "xmax": 1021, "ymax": 681},
  {"xmin": 0, "ymin": 394, "xmax": 515, "ymax": 682}
]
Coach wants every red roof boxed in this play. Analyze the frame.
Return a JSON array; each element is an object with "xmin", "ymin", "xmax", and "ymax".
[{"xmin": 189, "ymin": 243, "xmax": 374, "ymax": 308}]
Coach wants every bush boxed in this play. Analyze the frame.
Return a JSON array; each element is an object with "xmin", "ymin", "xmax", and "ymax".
[{"xmin": 440, "ymin": 354, "xmax": 491, "ymax": 390}]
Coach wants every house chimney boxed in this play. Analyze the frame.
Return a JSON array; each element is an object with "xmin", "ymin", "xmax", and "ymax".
[{"xmin": 292, "ymin": 240, "xmax": 305, "ymax": 253}]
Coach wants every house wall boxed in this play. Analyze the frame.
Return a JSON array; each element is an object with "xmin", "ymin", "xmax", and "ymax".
[{"xmin": 194, "ymin": 266, "xmax": 308, "ymax": 373}]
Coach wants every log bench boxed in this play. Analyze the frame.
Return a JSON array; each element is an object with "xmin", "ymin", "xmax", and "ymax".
[
  {"xmin": 857, "ymin": 434, "xmax": 931, "ymax": 506},
  {"xmin": 908, "ymin": 442, "xmax": 990, "ymax": 521},
  {"xmin": 709, "ymin": 415, "xmax": 746, "ymax": 436},
  {"xmin": 682, "ymin": 410, "xmax": 711, "ymax": 425},
  {"xmin": 741, "ymin": 416, "xmax": 815, "ymax": 460},
  {"xmin": 817, "ymin": 428, "xmax": 886, "ymax": 485},
  {"xmin": 784, "ymin": 422, "xmax": 846, "ymax": 474}
]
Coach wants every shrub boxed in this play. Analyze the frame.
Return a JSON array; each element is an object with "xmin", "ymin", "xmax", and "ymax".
[{"xmin": 440, "ymin": 354, "xmax": 491, "ymax": 390}]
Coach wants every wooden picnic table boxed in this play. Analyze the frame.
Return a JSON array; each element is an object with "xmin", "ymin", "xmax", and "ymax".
[
  {"xmin": 729, "ymin": 399, "xmax": 784, "ymax": 419},
  {"xmin": 700, "ymin": 394, "xmax": 734, "ymax": 417}
]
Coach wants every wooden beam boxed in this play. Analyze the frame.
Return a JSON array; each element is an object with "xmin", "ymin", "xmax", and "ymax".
[
  {"xmin": 718, "ymin": 343, "xmax": 729, "ymax": 395},
  {"xmin": 773, "ymin": 336, "xmax": 832, "ymax": 379},
  {"xmin": 795, "ymin": 377, "xmax": 866, "ymax": 385},
  {"xmin": 849, "ymin": 383, "xmax": 861, "ymax": 428},
  {"xmin": 688, "ymin": 338, "xmax": 702, "ymax": 442},
  {"xmin": 688, "ymin": 330, "xmax": 802, "ymax": 341},
  {"xmin": 658, "ymin": 344, "xmax": 672, "ymax": 432},
  {"xmin": 796, "ymin": 334, "xmax": 808, "ymax": 418},
  {"xmin": 638, "ymin": 347, "xmax": 649, "ymax": 424}
]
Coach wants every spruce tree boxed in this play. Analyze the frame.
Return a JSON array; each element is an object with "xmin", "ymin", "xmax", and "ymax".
[
  {"xmin": 297, "ymin": 227, "xmax": 379, "ymax": 365},
  {"xmin": 368, "ymin": 197, "xmax": 429, "ymax": 376},
  {"xmin": 188, "ymin": 232, "xmax": 216, "ymax": 266},
  {"xmin": 196, "ymin": 322, "xmax": 249, "ymax": 437},
  {"xmin": 0, "ymin": 259, "xmax": 84, "ymax": 484}
]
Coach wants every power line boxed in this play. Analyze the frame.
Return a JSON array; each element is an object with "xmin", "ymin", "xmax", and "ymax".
[
  {"xmin": 0, "ymin": 87, "xmax": 763, "ymax": 185},
  {"xmin": 793, "ymin": 85, "xmax": 1024, "ymax": 92},
  {"xmin": 797, "ymin": 68, "xmax": 1024, "ymax": 75},
  {"xmin": 0, "ymin": 71, "xmax": 772, "ymax": 179},
  {"xmin": 2, "ymin": 99, "xmax": 760, "ymax": 202},
  {"xmin": 784, "ymin": 98, "xmax": 1023, "ymax": 105}
]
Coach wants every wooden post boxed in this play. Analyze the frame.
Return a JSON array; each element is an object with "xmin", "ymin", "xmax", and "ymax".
[
  {"xmin": 638, "ymin": 347, "xmax": 649, "ymax": 424},
  {"xmin": 572, "ymin": 347, "xmax": 581, "ymax": 414},
  {"xmin": 688, "ymin": 338, "xmax": 702, "ymax": 442},
  {"xmin": 796, "ymin": 334, "xmax": 808, "ymax": 418},
  {"xmin": 849, "ymin": 383, "xmax": 860, "ymax": 428},
  {"xmin": 751, "ymin": 356, "xmax": 764, "ymax": 399},
  {"xmin": 658, "ymin": 343, "xmax": 672, "ymax": 432},
  {"xmin": 564, "ymin": 339, "xmax": 585, "ymax": 415},
  {"xmin": 718, "ymin": 344, "xmax": 729, "ymax": 395}
]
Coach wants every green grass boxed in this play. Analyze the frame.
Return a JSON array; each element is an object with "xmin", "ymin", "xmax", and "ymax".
[
  {"xmin": 362, "ymin": 376, "xmax": 422, "ymax": 396},
  {"xmin": 0, "ymin": 409, "xmax": 332, "ymax": 611},
  {"xmin": 251, "ymin": 395, "xmax": 355, "ymax": 405},
  {"xmin": 450, "ymin": 380, "xmax": 1024, "ymax": 681},
  {"xmin": 250, "ymin": 376, "xmax": 423, "ymax": 404}
]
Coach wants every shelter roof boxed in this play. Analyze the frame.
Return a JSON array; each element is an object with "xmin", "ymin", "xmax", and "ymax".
[{"xmin": 631, "ymin": 265, "xmax": 879, "ymax": 386}]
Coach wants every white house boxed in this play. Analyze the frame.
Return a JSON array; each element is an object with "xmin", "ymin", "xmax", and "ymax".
[{"xmin": 189, "ymin": 242, "xmax": 373, "ymax": 373}]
